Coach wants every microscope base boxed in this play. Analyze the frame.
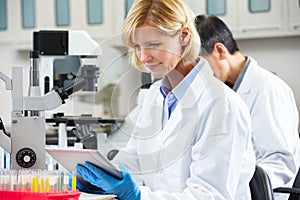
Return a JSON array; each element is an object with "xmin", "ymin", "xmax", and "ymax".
[{"xmin": 11, "ymin": 116, "xmax": 46, "ymax": 169}]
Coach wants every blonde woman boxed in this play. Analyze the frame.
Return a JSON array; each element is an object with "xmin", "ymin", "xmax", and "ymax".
[{"xmin": 76, "ymin": 0, "xmax": 256, "ymax": 199}]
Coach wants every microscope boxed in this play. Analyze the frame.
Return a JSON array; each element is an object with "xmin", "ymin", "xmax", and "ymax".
[
  {"xmin": 34, "ymin": 30, "xmax": 101, "ymax": 96},
  {"xmin": 0, "ymin": 30, "xmax": 119, "ymax": 170}
]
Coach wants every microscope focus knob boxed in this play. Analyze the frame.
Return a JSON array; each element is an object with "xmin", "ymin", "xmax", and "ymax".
[{"xmin": 16, "ymin": 148, "xmax": 37, "ymax": 168}]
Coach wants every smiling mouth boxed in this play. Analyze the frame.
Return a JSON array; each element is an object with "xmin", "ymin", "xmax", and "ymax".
[{"xmin": 146, "ymin": 64, "xmax": 160, "ymax": 70}]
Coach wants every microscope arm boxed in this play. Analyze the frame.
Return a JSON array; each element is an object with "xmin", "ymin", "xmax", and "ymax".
[
  {"xmin": 0, "ymin": 71, "xmax": 12, "ymax": 90},
  {"xmin": 23, "ymin": 78, "xmax": 86, "ymax": 111},
  {"xmin": 0, "ymin": 71, "xmax": 12, "ymax": 153},
  {"xmin": 24, "ymin": 91, "xmax": 64, "ymax": 110}
]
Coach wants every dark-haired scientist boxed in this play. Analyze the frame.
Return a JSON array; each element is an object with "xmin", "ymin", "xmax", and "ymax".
[{"xmin": 195, "ymin": 15, "xmax": 300, "ymax": 200}]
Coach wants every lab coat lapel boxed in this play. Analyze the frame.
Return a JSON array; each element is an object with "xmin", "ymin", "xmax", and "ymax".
[
  {"xmin": 156, "ymin": 61, "xmax": 212, "ymax": 166},
  {"xmin": 157, "ymin": 105, "xmax": 198, "ymax": 170},
  {"xmin": 137, "ymin": 98, "xmax": 196, "ymax": 174},
  {"xmin": 134, "ymin": 81, "xmax": 164, "ymax": 154},
  {"xmin": 158, "ymin": 59, "xmax": 210, "ymax": 146}
]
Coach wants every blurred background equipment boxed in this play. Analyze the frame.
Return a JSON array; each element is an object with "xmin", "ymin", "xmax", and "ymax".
[{"xmin": 0, "ymin": 30, "xmax": 105, "ymax": 170}]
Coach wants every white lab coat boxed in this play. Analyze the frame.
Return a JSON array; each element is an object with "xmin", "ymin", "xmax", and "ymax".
[
  {"xmin": 237, "ymin": 57, "xmax": 300, "ymax": 199},
  {"xmin": 113, "ymin": 58, "xmax": 256, "ymax": 200}
]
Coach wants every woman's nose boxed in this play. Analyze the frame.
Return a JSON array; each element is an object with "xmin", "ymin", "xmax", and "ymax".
[{"xmin": 139, "ymin": 48, "xmax": 152, "ymax": 62}]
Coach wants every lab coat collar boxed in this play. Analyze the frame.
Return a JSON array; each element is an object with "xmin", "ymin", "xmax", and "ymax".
[
  {"xmin": 235, "ymin": 56, "xmax": 257, "ymax": 95},
  {"xmin": 153, "ymin": 57, "xmax": 213, "ymax": 110},
  {"xmin": 135, "ymin": 58, "xmax": 215, "ymax": 148},
  {"xmin": 179, "ymin": 58, "xmax": 214, "ymax": 109}
]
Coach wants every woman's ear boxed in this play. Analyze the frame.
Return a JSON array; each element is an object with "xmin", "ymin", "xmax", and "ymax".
[{"xmin": 180, "ymin": 25, "xmax": 190, "ymax": 46}]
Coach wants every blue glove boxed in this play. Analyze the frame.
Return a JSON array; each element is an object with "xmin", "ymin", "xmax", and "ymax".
[
  {"xmin": 75, "ymin": 173, "xmax": 107, "ymax": 194},
  {"xmin": 76, "ymin": 161, "xmax": 141, "ymax": 200}
]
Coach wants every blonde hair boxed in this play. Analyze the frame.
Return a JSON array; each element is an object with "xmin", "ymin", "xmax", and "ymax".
[{"xmin": 122, "ymin": 0, "xmax": 200, "ymax": 71}]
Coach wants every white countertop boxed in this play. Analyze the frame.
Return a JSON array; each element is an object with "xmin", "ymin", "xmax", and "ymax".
[{"xmin": 79, "ymin": 192, "xmax": 117, "ymax": 200}]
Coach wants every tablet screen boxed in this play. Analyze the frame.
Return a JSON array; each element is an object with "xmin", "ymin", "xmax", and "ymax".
[{"xmin": 45, "ymin": 148, "xmax": 122, "ymax": 179}]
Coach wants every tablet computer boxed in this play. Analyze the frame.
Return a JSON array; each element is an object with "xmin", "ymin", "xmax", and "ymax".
[{"xmin": 45, "ymin": 148, "xmax": 122, "ymax": 179}]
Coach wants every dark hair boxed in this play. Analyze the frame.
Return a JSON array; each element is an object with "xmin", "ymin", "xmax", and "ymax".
[{"xmin": 195, "ymin": 15, "xmax": 239, "ymax": 55}]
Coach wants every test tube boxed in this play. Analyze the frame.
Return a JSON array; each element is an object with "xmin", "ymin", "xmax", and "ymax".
[
  {"xmin": 50, "ymin": 171, "xmax": 56, "ymax": 192},
  {"xmin": 0, "ymin": 170, "xmax": 3, "ymax": 190},
  {"xmin": 40, "ymin": 176, "xmax": 44, "ymax": 192},
  {"xmin": 45, "ymin": 176, "xmax": 50, "ymax": 192},
  {"xmin": 26, "ymin": 170, "xmax": 31, "ymax": 191},
  {"xmin": 3, "ymin": 170, "xmax": 9, "ymax": 190},
  {"xmin": 62, "ymin": 172, "xmax": 69, "ymax": 191},
  {"xmin": 21, "ymin": 170, "xmax": 27, "ymax": 191},
  {"xmin": 17, "ymin": 170, "xmax": 22, "ymax": 191},
  {"xmin": 10, "ymin": 170, "xmax": 17, "ymax": 191},
  {"xmin": 56, "ymin": 171, "xmax": 61, "ymax": 192},
  {"xmin": 0, "ymin": 169, "xmax": 4, "ymax": 190},
  {"xmin": 71, "ymin": 171, "xmax": 76, "ymax": 191},
  {"xmin": 20, "ymin": 169, "xmax": 31, "ymax": 191},
  {"xmin": 0, "ymin": 170, "xmax": 5, "ymax": 190},
  {"xmin": 31, "ymin": 171, "xmax": 37, "ymax": 192}
]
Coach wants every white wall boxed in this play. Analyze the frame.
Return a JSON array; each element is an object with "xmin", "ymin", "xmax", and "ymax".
[{"xmin": 237, "ymin": 36, "xmax": 300, "ymax": 132}]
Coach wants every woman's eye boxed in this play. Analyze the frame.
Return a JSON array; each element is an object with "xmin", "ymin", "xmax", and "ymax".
[
  {"xmin": 133, "ymin": 44, "xmax": 141, "ymax": 51},
  {"xmin": 149, "ymin": 43, "xmax": 159, "ymax": 48}
]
